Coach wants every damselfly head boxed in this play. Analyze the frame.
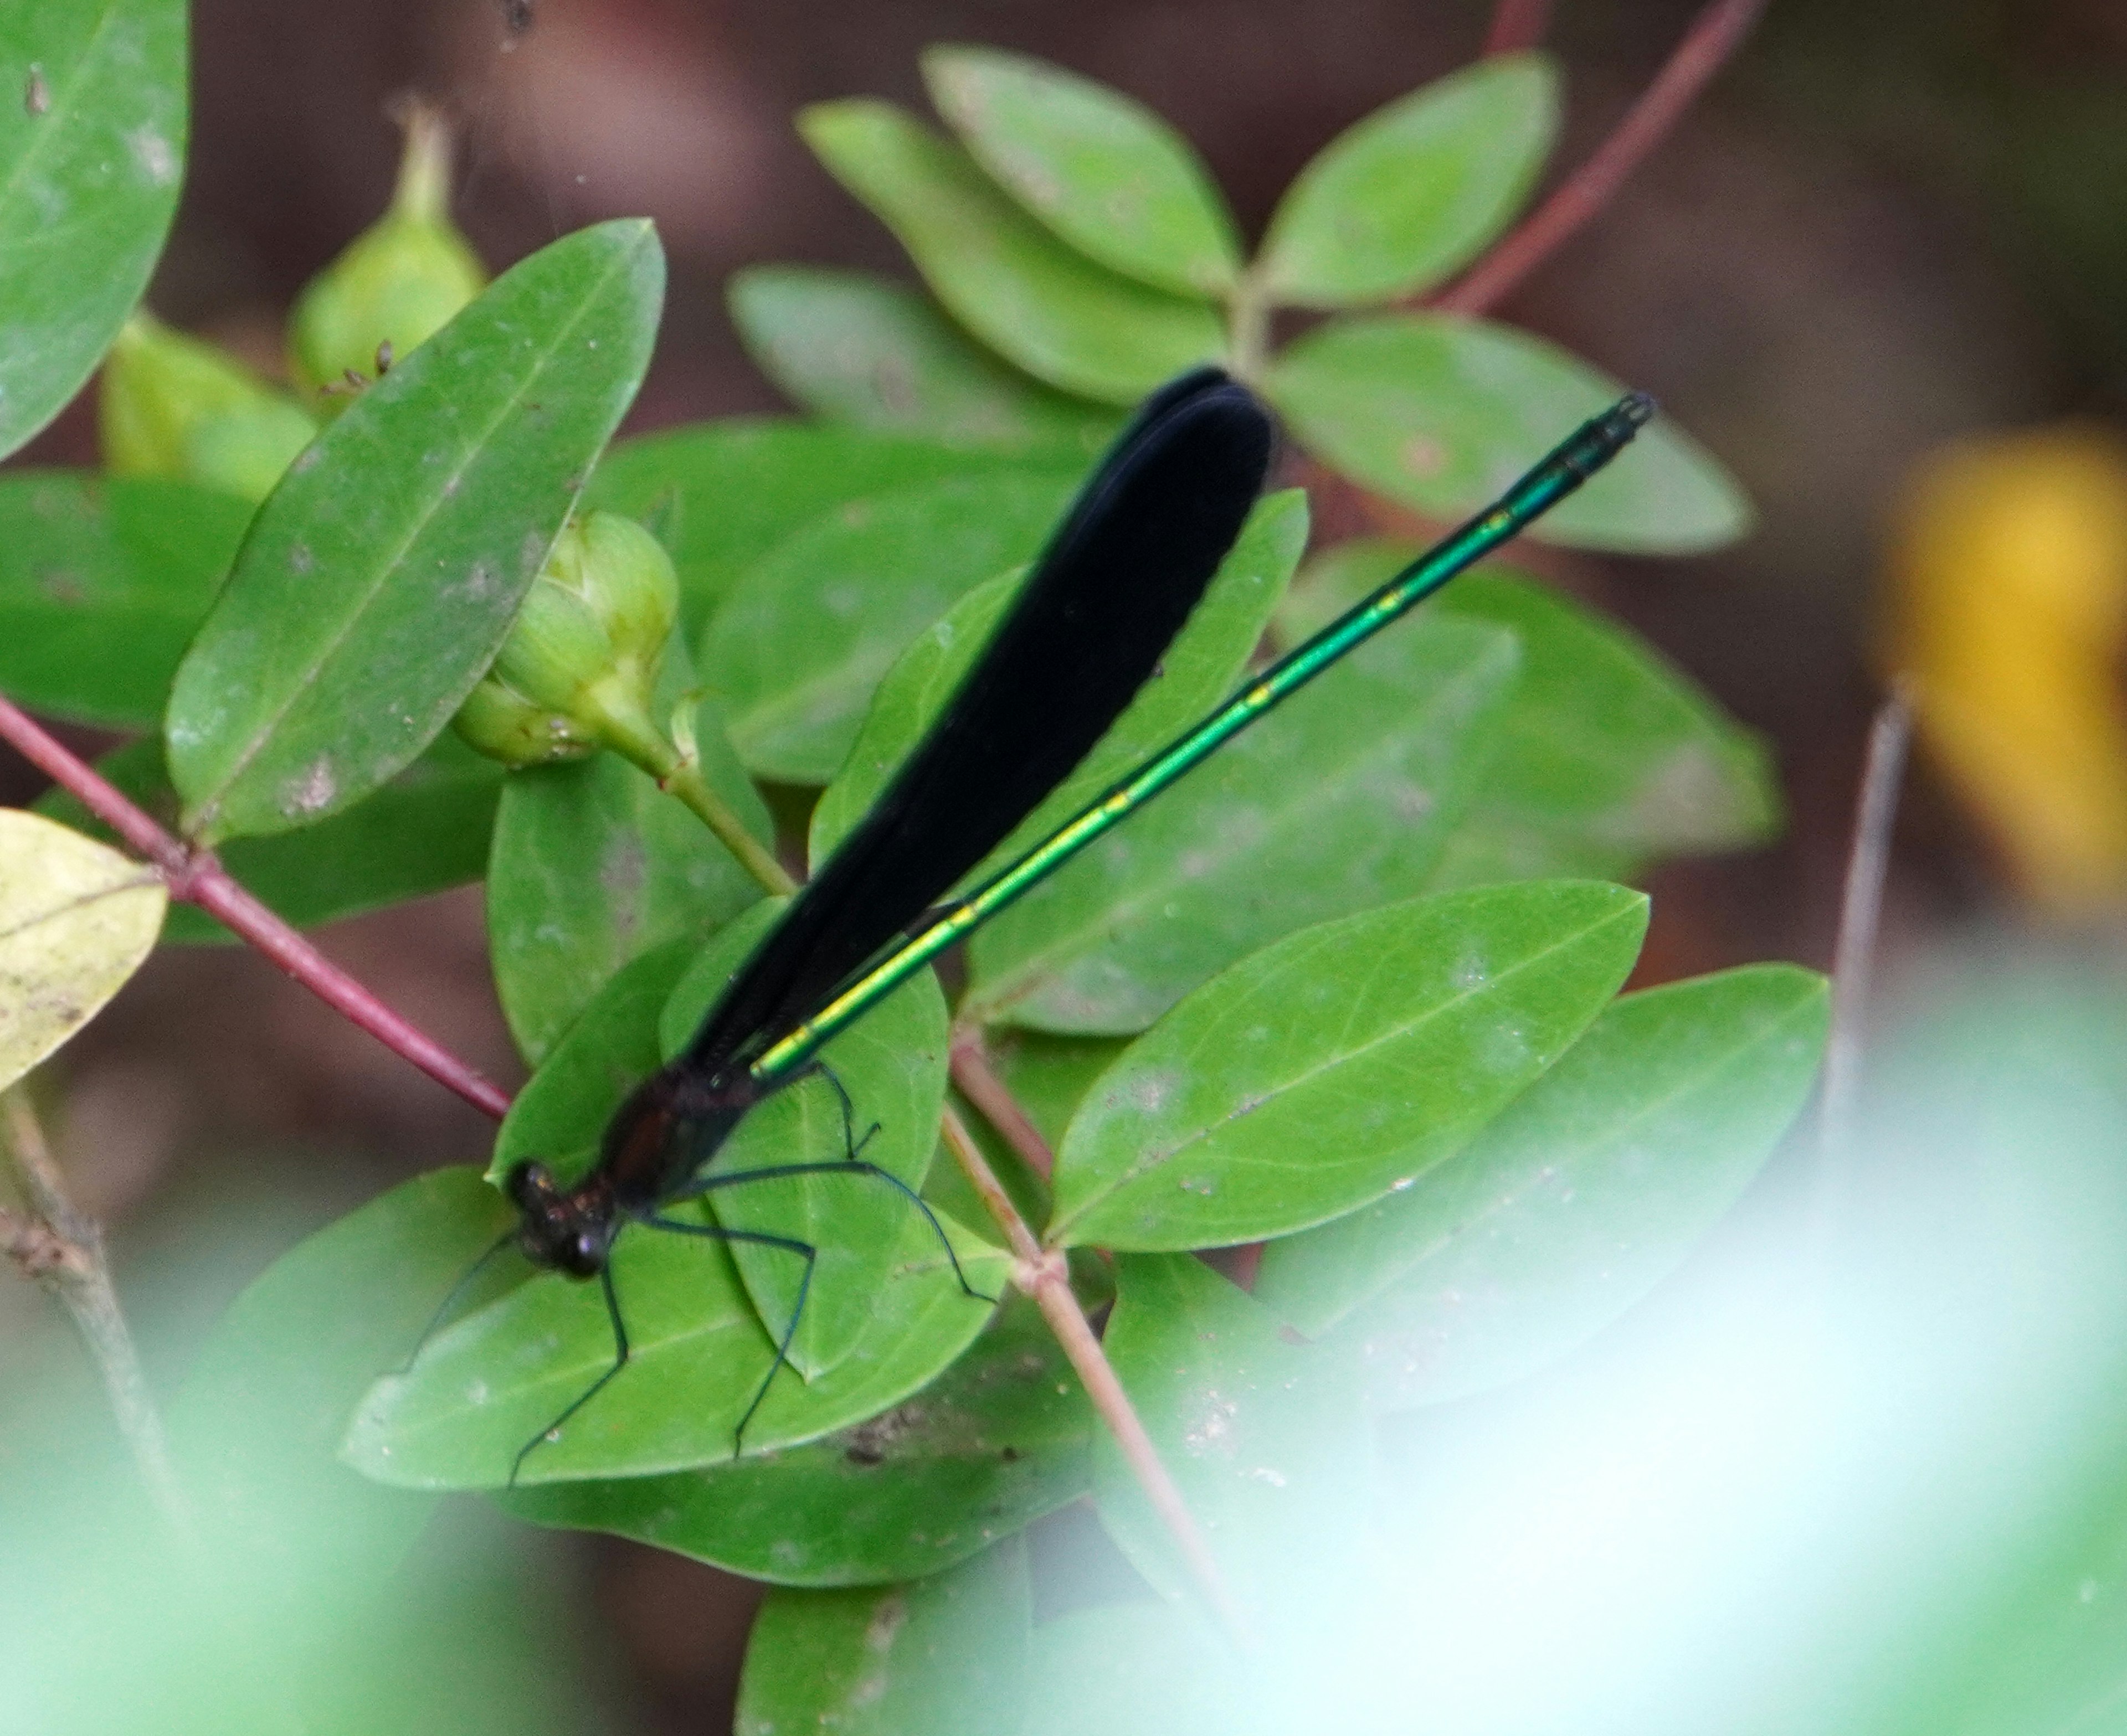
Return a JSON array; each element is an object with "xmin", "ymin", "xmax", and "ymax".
[{"xmin": 505, "ymin": 1160, "xmax": 615, "ymax": 1278}]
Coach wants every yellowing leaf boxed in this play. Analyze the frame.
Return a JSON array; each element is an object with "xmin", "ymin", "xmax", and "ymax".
[
  {"xmin": 0, "ymin": 809, "xmax": 165, "ymax": 1089},
  {"xmin": 1882, "ymin": 426, "xmax": 2127, "ymax": 915}
]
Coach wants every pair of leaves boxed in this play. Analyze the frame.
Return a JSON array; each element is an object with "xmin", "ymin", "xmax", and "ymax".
[
  {"xmin": 771, "ymin": 42, "xmax": 1747, "ymax": 554},
  {"xmin": 730, "ymin": 962, "xmax": 1831, "ymax": 1731}
]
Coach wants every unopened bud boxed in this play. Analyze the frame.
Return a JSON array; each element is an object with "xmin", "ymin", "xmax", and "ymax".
[
  {"xmin": 453, "ymin": 511, "xmax": 681, "ymax": 768},
  {"xmin": 287, "ymin": 101, "xmax": 486, "ymax": 411},
  {"xmin": 100, "ymin": 313, "xmax": 317, "ymax": 502}
]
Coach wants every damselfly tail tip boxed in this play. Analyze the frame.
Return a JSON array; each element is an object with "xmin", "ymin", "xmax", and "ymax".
[{"xmin": 1616, "ymin": 390, "xmax": 1657, "ymax": 429}]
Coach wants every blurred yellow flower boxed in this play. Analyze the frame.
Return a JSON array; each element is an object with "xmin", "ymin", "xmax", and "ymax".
[{"xmin": 1883, "ymin": 426, "xmax": 2127, "ymax": 915}]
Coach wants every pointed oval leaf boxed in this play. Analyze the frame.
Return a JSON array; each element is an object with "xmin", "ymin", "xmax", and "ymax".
[
  {"xmin": 0, "ymin": 809, "xmax": 165, "ymax": 1090},
  {"xmin": 1278, "ymin": 559, "xmax": 1779, "ymax": 882},
  {"xmin": 500, "ymin": 1294, "xmax": 1090, "ymax": 1585},
  {"xmin": 965, "ymin": 615, "xmax": 1520, "ymax": 1034},
  {"xmin": 344, "ymin": 1197, "xmax": 1007, "ymax": 1487},
  {"xmin": 1255, "ymin": 965, "xmax": 1830, "ymax": 1404},
  {"xmin": 1048, "ymin": 881, "xmax": 1649, "ymax": 1250},
  {"xmin": 1093, "ymin": 1254, "xmax": 1368, "ymax": 1613},
  {"xmin": 657, "ymin": 900, "xmax": 954, "ymax": 1380},
  {"xmin": 486, "ymin": 687, "xmax": 772, "ymax": 1065},
  {"xmin": 799, "ymin": 100, "xmax": 1225, "ymax": 404},
  {"xmin": 40, "ymin": 734, "xmax": 500, "ymax": 944},
  {"xmin": 0, "ymin": 0, "xmax": 186, "ymax": 460},
  {"xmin": 1259, "ymin": 53, "xmax": 1558, "ymax": 307},
  {"xmin": 1429, "ymin": 568, "xmax": 1779, "ymax": 881},
  {"xmin": 702, "ymin": 470, "xmax": 1080, "ymax": 784},
  {"xmin": 728, "ymin": 266, "xmax": 1123, "ymax": 456},
  {"xmin": 166, "ymin": 219, "xmax": 664, "ymax": 842},
  {"xmin": 583, "ymin": 418, "xmax": 1066, "ymax": 631},
  {"xmin": 1265, "ymin": 312, "xmax": 1752, "ymax": 553},
  {"xmin": 922, "ymin": 45, "xmax": 1242, "ymax": 296},
  {"xmin": 0, "ymin": 473, "xmax": 251, "ymax": 728},
  {"xmin": 734, "ymin": 1537, "xmax": 1031, "ymax": 1736}
]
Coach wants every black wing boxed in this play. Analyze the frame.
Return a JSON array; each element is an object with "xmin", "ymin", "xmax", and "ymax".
[{"xmin": 685, "ymin": 367, "xmax": 1274, "ymax": 1070}]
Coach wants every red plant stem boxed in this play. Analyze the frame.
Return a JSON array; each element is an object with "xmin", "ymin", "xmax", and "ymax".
[
  {"xmin": 0, "ymin": 696, "xmax": 513, "ymax": 1122},
  {"xmin": 948, "ymin": 1026, "xmax": 1057, "ymax": 1182},
  {"xmin": 1435, "ymin": 0, "xmax": 1770, "ymax": 316},
  {"xmin": 1484, "ymin": 0, "xmax": 1553, "ymax": 54}
]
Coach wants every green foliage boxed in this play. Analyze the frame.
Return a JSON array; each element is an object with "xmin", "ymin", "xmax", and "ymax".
[
  {"xmin": 0, "ymin": 0, "xmax": 186, "ymax": 461},
  {"xmin": 728, "ymin": 266, "xmax": 1123, "ymax": 454},
  {"xmin": 0, "ymin": 472, "xmax": 250, "ymax": 728},
  {"xmin": 1256, "ymin": 53, "xmax": 1558, "ymax": 307},
  {"xmin": 0, "ymin": 18, "xmax": 1841, "ymax": 1734},
  {"xmin": 166, "ymin": 220, "xmax": 664, "ymax": 843}
]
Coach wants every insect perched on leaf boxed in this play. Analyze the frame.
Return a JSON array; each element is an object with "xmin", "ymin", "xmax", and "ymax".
[{"xmin": 416, "ymin": 368, "xmax": 1653, "ymax": 1482}]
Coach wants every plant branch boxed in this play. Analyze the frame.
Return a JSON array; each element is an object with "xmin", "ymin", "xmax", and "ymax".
[
  {"xmin": 2, "ymin": 1090, "xmax": 194, "ymax": 1540},
  {"xmin": 936, "ymin": 1104, "xmax": 1245, "ymax": 1639},
  {"xmin": 1433, "ymin": 0, "xmax": 1769, "ymax": 316},
  {"xmin": 0, "ymin": 696, "xmax": 512, "ymax": 1121},
  {"xmin": 948, "ymin": 1026, "xmax": 1056, "ymax": 1182},
  {"xmin": 1484, "ymin": 0, "xmax": 1553, "ymax": 55},
  {"xmin": 594, "ymin": 700, "xmax": 797, "ymax": 897},
  {"xmin": 1817, "ymin": 685, "xmax": 1912, "ymax": 1164}
]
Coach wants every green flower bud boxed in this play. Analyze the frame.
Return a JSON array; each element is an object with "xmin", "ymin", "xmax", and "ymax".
[
  {"xmin": 100, "ymin": 313, "xmax": 318, "ymax": 503},
  {"xmin": 453, "ymin": 512, "xmax": 681, "ymax": 769},
  {"xmin": 287, "ymin": 101, "xmax": 486, "ymax": 413}
]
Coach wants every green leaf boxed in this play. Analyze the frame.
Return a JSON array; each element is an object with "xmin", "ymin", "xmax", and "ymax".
[
  {"xmin": 1276, "ymin": 559, "xmax": 1780, "ymax": 882},
  {"xmin": 728, "ymin": 265, "xmax": 1124, "ymax": 456},
  {"xmin": 0, "ymin": 0, "xmax": 186, "ymax": 460},
  {"xmin": 166, "ymin": 219, "xmax": 664, "ymax": 842},
  {"xmin": 1258, "ymin": 53, "xmax": 1557, "ymax": 307},
  {"xmin": 486, "ymin": 683, "xmax": 772, "ymax": 1065},
  {"xmin": 583, "ymin": 418, "xmax": 1065, "ymax": 632},
  {"xmin": 704, "ymin": 469, "xmax": 1081, "ymax": 784},
  {"xmin": 489, "ymin": 930, "xmax": 706, "ymax": 1185},
  {"xmin": 657, "ymin": 902, "xmax": 955, "ymax": 1379},
  {"xmin": 1265, "ymin": 312, "xmax": 1752, "ymax": 553},
  {"xmin": 1255, "ymin": 965, "xmax": 1828, "ymax": 1400},
  {"xmin": 921, "ymin": 45, "xmax": 1242, "ymax": 296},
  {"xmin": 734, "ymin": 1537, "xmax": 1031, "ymax": 1736},
  {"xmin": 1429, "ymin": 569, "xmax": 1780, "ymax": 882},
  {"xmin": 1093, "ymin": 1254, "xmax": 1368, "ymax": 1611},
  {"xmin": 814, "ymin": 490, "xmax": 1307, "ymax": 873},
  {"xmin": 964, "ymin": 614, "xmax": 1520, "ymax": 1034},
  {"xmin": 344, "ymin": 1192, "xmax": 1007, "ymax": 1487},
  {"xmin": 39, "ymin": 734, "xmax": 501, "ymax": 944},
  {"xmin": 500, "ymin": 1293, "xmax": 1090, "ymax": 1585},
  {"xmin": 168, "ymin": 1166, "xmax": 512, "ymax": 1589},
  {"xmin": 1047, "ymin": 881, "xmax": 1648, "ymax": 1250},
  {"xmin": 0, "ymin": 472, "xmax": 250, "ymax": 728},
  {"xmin": 800, "ymin": 100, "xmax": 1225, "ymax": 404},
  {"xmin": 0, "ymin": 809, "xmax": 165, "ymax": 1090}
]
